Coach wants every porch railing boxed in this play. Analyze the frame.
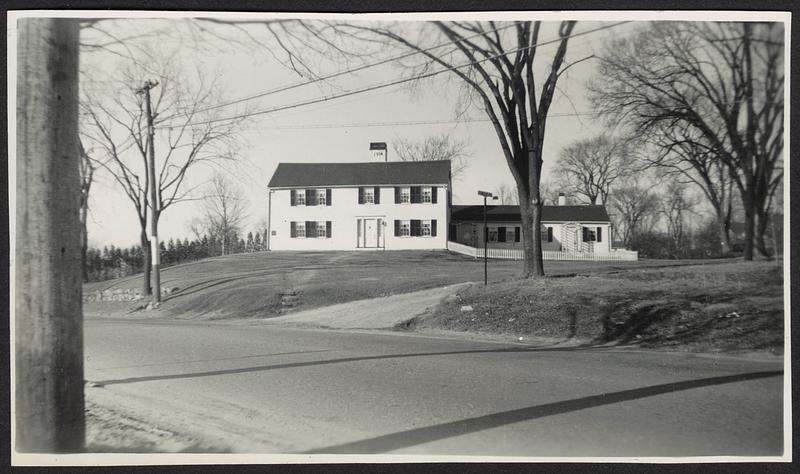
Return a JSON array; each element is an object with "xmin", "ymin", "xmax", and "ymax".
[{"xmin": 446, "ymin": 241, "xmax": 638, "ymax": 261}]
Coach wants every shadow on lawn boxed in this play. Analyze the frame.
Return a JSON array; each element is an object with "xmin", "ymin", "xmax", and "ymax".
[{"xmin": 303, "ymin": 369, "xmax": 782, "ymax": 454}]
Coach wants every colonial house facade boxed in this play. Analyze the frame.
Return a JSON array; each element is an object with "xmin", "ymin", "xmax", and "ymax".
[
  {"xmin": 266, "ymin": 161, "xmax": 451, "ymax": 251},
  {"xmin": 449, "ymin": 203, "xmax": 613, "ymax": 254}
]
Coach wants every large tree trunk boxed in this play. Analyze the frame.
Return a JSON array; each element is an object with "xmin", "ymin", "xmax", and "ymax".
[
  {"xmin": 741, "ymin": 184, "xmax": 756, "ymax": 261},
  {"xmin": 140, "ymin": 230, "xmax": 152, "ymax": 295},
  {"xmin": 15, "ymin": 17, "xmax": 85, "ymax": 452},
  {"xmin": 755, "ymin": 208, "xmax": 772, "ymax": 258},
  {"xmin": 80, "ymin": 205, "xmax": 89, "ymax": 282},
  {"xmin": 519, "ymin": 198, "xmax": 545, "ymax": 278}
]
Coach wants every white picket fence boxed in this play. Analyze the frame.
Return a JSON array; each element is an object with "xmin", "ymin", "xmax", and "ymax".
[{"xmin": 446, "ymin": 241, "xmax": 638, "ymax": 261}]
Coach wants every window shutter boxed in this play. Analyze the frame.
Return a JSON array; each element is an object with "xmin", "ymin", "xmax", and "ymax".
[
  {"xmin": 498, "ymin": 227, "xmax": 506, "ymax": 242},
  {"xmin": 432, "ymin": 187, "xmax": 438, "ymax": 204},
  {"xmin": 596, "ymin": 227, "xmax": 602, "ymax": 242},
  {"xmin": 394, "ymin": 187, "xmax": 400, "ymax": 204},
  {"xmin": 290, "ymin": 222, "xmax": 297, "ymax": 238},
  {"xmin": 358, "ymin": 187, "xmax": 364, "ymax": 204},
  {"xmin": 582, "ymin": 227, "xmax": 588, "ymax": 242},
  {"xmin": 306, "ymin": 221, "xmax": 315, "ymax": 238},
  {"xmin": 326, "ymin": 188, "xmax": 332, "ymax": 206},
  {"xmin": 374, "ymin": 187, "xmax": 380, "ymax": 204},
  {"xmin": 547, "ymin": 227, "xmax": 553, "ymax": 243},
  {"xmin": 411, "ymin": 219, "xmax": 421, "ymax": 236},
  {"xmin": 326, "ymin": 221, "xmax": 332, "ymax": 238},
  {"xmin": 394, "ymin": 220, "xmax": 400, "ymax": 237},
  {"xmin": 290, "ymin": 190, "xmax": 296, "ymax": 206},
  {"xmin": 431, "ymin": 220, "xmax": 437, "ymax": 237},
  {"xmin": 411, "ymin": 186, "xmax": 421, "ymax": 203},
  {"xmin": 515, "ymin": 227, "xmax": 521, "ymax": 242}
]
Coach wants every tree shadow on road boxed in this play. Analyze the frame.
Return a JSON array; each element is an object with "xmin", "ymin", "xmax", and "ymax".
[{"xmin": 303, "ymin": 369, "xmax": 783, "ymax": 454}]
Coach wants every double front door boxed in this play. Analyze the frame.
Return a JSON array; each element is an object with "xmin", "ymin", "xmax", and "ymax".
[{"xmin": 358, "ymin": 217, "xmax": 384, "ymax": 248}]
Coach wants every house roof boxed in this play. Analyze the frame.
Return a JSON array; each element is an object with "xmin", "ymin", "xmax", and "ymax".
[
  {"xmin": 268, "ymin": 160, "xmax": 451, "ymax": 188},
  {"xmin": 450, "ymin": 204, "xmax": 611, "ymax": 223}
]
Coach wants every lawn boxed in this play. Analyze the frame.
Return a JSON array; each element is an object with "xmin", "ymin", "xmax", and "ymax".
[
  {"xmin": 406, "ymin": 260, "xmax": 785, "ymax": 353},
  {"xmin": 84, "ymin": 250, "xmax": 713, "ymax": 320}
]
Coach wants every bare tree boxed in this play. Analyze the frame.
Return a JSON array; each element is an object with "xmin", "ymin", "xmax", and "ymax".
[
  {"xmin": 494, "ymin": 183, "xmax": 519, "ymax": 205},
  {"xmin": 609, "ymin": 179, "xmax": 661, "ymax": 247},
  {"xmin": 539, "ymin": 179, "xmax": 563, "ymax": 206},
  {"xmin": 320, "ymin": 20, "xmax": 583, "ymax": 277},
  {"xmin": 391, "ymin": 133, "xmax": 470, "ymax": 178},
  {"xmin": 659, "ymin": 178, "xmax": 699, "ymax": 256},
  {"xmin": 80, "ymin": 46, "xmax": 244, "ymax": 294},
  {"xmin": 591, "ymin": 21, "xmax": 784, "ymax": 259},
  {"xmin": 78, "ymin": 140, "xmax": 97, "ymax": 283},
  {"xmin": 197, "ymin": 174, "xmax": 248, "ymax": 256},
  {"xmin": 554, "ymin": 135, "xmax": 633, "ymax": 205}
]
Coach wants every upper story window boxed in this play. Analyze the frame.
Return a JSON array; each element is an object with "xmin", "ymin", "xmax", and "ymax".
[
  {"xmin": 400, "ymin": 187, "xmax": 411, "ymax": 204},
  {"xmin": 363, "ymin": 187, "xmax": 375, "ymax": 204},
  {"xmin": 394, "ymin": 186, "xmax": 438, "ymax": 204},
  {"xmin": 291, "ymin": 188, "xmax": 332, "ymax": 206},
  {"xmin": 422, "ymin": 187, "xmax": 432, "ymax": 203}
]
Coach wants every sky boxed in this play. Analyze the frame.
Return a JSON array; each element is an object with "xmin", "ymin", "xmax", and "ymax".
[{"xmin": 77, "ymin": 16, "xmax": 641, "ymax": 248}]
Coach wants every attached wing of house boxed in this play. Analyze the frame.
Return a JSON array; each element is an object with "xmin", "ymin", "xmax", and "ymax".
[{"xmin": 449, "ymin": 204, "xmax": 613, "ymax": 254}]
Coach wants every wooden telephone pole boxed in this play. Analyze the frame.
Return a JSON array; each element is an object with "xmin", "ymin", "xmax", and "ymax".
[
  {"xmin": 15, "ymin": 18, "xmax": 85, "ymax": 452},
  {"xmin": 136, "ymin": 80, "xmax": 161, "ymax": 304}
]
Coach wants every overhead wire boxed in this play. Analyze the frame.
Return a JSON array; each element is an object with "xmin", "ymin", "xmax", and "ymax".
[{"xmin": 165, "ymin": 21, "xmax": 632, "ymax": 128}]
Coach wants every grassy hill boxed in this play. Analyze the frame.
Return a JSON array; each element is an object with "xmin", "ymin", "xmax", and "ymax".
[{"xmin": 84, "ymin": 250, "xmax": 704, "ymax": 320}]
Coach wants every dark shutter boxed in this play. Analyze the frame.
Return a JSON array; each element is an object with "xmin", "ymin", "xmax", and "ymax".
[
  {"xmin": 515, "ymin": 227, "xmax": 521, "ymax": 242},
  {"xmin": 290, "ymin": 190, "xmax": 296, "ymax": 206},
  {"xmin": 358, "ymin": 187, "xmax": 364, "ymax": 204},
  {"xmin": 306, "ymin": 189, "xmax": 316, "ymax": 206},
  {"xmin": 547, "ymin": 227, "xmax": 553, "ymax": 242},
  {"xmin": 431, "ymin": 220, "xmax": 437, "ymax": 237},
  {"xmin": 306, "ymin": 221, "xmax": 316, "ymax": 238},
  {"xmin": 326, "ymin": 189, "xmax": 332, "ymax": 206},
  {"xmin": 498, "ymin": 227, "xmax": 506, "ymax": 242},
  {"xmin": 411, "ymin": 186, "xmax": 421, "ymax": 204},
  {"xmin": 326, "ymin": 221, "xmax": 332, "ymax": 238},
  {"xmin": 432, "ymin": 187, "xmax": 438, "ymax": 204},
  {"xmin": 374, "ymin": 187, "xmax": 380, "ymax": 204},
  {"xmin": 410, "ymin": 220, "xmax": 421, "ymax": 236},
  {"xmin": 290, "ymin": 222, "xmax": 297, "ymax": 238},
  {"xmin": 596, "ymin": 227, "xmax": 602, "ymax": 242},
  {"xmin": 582, "ymin": 227, "xmax": 588, "ymax": 242},
  {"xmin": 394, "ymin": 220, "xmax": 400, "ymax": 236},
  {"xmin": 394, "ymin": 187, "xmax": 400, "ymax": 204}
]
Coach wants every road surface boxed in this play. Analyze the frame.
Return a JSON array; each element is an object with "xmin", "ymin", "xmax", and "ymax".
[{"xmin": 84, "ymin": 317, "xmax": 784, "ymax": 457}]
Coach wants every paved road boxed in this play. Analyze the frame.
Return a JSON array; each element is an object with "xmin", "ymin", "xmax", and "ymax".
[{"xmin": 84, "ymin": 317, "xmax": 784, "ymax": 457}]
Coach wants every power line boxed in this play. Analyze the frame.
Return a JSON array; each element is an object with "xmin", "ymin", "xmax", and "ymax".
[
  {"xmin": 159, "ymin": 22, "xmax": 520, "ymax": 121},
  {"xmin": 172, "ymin": 21, "xmax": 631, "ymax": 127},
  {"xmin": 245, "ymin": 111, "xmax": 603, "ymax": 131}
]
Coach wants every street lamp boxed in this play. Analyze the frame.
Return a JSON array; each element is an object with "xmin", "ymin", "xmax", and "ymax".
[{"xmin": 478, "ymin": 191, "xmax": 498, "ymax": 285}]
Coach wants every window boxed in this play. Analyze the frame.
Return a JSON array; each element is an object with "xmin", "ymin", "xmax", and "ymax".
[
  {"xmin": 422, "ymin": 187, "xmax": 432, "ymax": 203},
  {"xmin": 422, "ymin": 220, "xmax": 432, "ymax": 236},
  {"xmin": 295, "ymin": 190, "xmax": 305, "ymax": 206},
  {"xmin": 400, "ymin": 220, "xmax": 411, "ymax": 236},
  {"xmin": 317, "ymin": 221, "xmax": 327, "ymax": 238},
  {"xmin": 363, "ymin": 187, "xmax": 375, "ymax": 204},
  {"xmin": 488, "ymin": 228, "xmax": 499, "ymax": 242},
  {"xmin": 400, "ymin": 187, "xmax": 411, "ymax": 204},
  {"xmin": 291, "ymin": 221, "xmax": 305, "ymax": 238},
  {"xmin": 582, "ymin": 227, "xmax": 597, "ymax": 242},
  {"xmin": 316, "ymin": 189, "xmax": 326, "ymax": 206}
]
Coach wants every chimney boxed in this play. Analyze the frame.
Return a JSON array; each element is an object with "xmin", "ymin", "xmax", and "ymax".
[
  {"xmin": 369, "ymin": 142, "xmax": 387, "ymax": 162},
  {"xmin": 558, "ymin": 193, "xmax": 566, "ymax": 206}
]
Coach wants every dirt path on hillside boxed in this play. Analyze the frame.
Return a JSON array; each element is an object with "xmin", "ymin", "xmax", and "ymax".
[{"xmin": 261, "ymin": 283, "xmax": 472, "ymax": 330}]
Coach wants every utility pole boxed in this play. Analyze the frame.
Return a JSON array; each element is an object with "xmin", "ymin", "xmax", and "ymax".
[
  {"xmin": 136, "ymin": 80, "xmax": 161, "ymax": 304},
  {"xmin": 15, "ymin": 18, "xmax": 85, "ymax": 452}
]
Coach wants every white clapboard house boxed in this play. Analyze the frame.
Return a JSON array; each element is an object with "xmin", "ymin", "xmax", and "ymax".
[{"xmin": 266, "ymin": 160, "xmax": 451, "ymax": 251}]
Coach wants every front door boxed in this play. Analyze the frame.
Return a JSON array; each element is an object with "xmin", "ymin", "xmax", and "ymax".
[{"xmin": 364, "ymin": 218, "xmax": 378, "ymax": 248}]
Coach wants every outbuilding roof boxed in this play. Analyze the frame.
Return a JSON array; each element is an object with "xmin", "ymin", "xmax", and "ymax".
[
  {"xmin": 268, "ymin": 160, "xmax": 451, "ymax": 188},
  {"xmin": 450, "ymin": 204, "xmax": 611, "ymax": 223}
]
